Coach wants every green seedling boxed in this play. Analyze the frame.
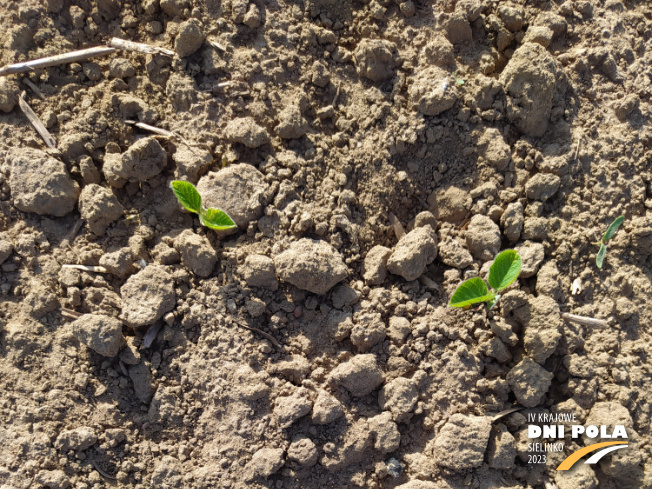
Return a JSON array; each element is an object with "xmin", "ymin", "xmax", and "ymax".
[
  {"xmin": 449, "ymin": 249, "xmax": 522, "ymax": 310},
  {"xmin": 170, "ymin": 180, "xmax": 237, "ymax": 231},
  {"xmin": 595, "ymin": 215, "xmax": 624, "ymax": 269},
  {"xmin": 452, "ymin": 71, "xmax": 465, "ymax": 87}
]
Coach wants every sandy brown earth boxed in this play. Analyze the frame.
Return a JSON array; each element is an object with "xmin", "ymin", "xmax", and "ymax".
[{"xmin": 0, "ymin": 0, "xmax": 651, "ymax": 488}]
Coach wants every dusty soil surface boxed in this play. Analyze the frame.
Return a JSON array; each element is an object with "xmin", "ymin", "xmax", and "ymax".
[{"xmin": 0, "ymin": 0, "xmax": 651, "ymax": 488}]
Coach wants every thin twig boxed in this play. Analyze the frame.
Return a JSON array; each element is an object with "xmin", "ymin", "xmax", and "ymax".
[
  {"xmin": 62, "ymin": 264, "xmax": 108, "ymax": 273},
  {"xmin": 233, "ymin": 320, "xmax": 282, "ymax": 349},
  {"xmin": 18, "ymin": 91, "xmax": 55, "ymax": 148},
  {"xmin": 60, "ymin": 219, "xmax": 84, "ymax": 249},
  {"xmin": 22, "ymin": 78, "xmax": 45, "ymax": 100},
  {"xmin": 143, "ymin": 323, "xmax": 161, "ymax": 349},
  {"xmin": 109, "ymin": 38, "xmax": 175, "ymax": 57},
  {"xmin": 126, "ymin": 120, "xmax": 194, "ymax": 151},
  {"xmin": 61, "ymin": 308, "xmax": 83, "ymax": 320},
  {"xmin": 490, "ymin": 407, "xmax": 521, "ymax": 422},
  {"xmin": 207, "ymin": 38, "xmax": 226, "ymax": 52},
  {"xmin": 561, "ymin": 312, "xmax": 608, "ymax": 328},
  {"xmin": 388, "ymin": 212, "xmax": 405, "ymax": 239},
  {"xmin": 126, "ymin": 120, "xmax": 173, "ymax": 137},
  {"xmin": 0, "ymin": 46, "xmax": 116, "ymax": 76},
  {"xmin": 332, "ymin": 82, "xmax": 341, "ymax": 107},
  {"xmin": 91, "ymin": 460, "xmax": 117, "ymax": 481},
  {"xmin": 574, "ymin": 134, "xmax": 583, "ymax": 161},
  {"xmin": 419, "ymin": 275, "xmax": 440, "ymax": 292}
]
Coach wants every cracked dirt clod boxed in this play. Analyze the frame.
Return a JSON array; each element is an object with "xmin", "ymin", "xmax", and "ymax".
[
  {"xmin": 522, "ymin": 295, "xmax": 563, "ymax": 364},
  {"xmin": 99, "ymin": 247, "xmax": 135, "ymax": 279},
  {"xmin": 466, "ymin": 214, "xmax": 501, "ymax": 261},
  {"xmin": 500, "ymin": 42, "xmax": 559, "ymax": 137},
  {"xmin": 506, "ymin": 357, "xmax": 553, "ymax": 408},
  {"xmin": 500, "ymin": 201, "xmax": 524, "ymax": 243},
  {"xmin": 354, "ymin": 39, "xmax": 399, "ymax": 82},
  {"xmin": 329, "ymin": 354, "xmax": 384, "ymax": 397},
  {"xmin": 429, "ymin": 186, "xmax": 471, "ymax": 223},
  {"xmin": 245, "ymin": 447, "xmax": 285, "ymax": 480},
  {"xmin": 362, "ymin": 245, "xmax": 391, "ymax": 285},
  {"xmin": 173, "ymin": 146, "xmax": 212, "ymax": 182},
  {"xmin": 240, "ymin": 253, "xmax": 278, "ymax": 289},
  {"xmin": 72, "ymin": 314, "xmax": 125, "ymax": 357},
  {"xmin": 54, "ymin": 427, "xmax": 97, "ymax": 451},
  {"xmin": 196, "ymin": 163, "xmax": 268, "ymax": 230},
  {"xmin": 410, "ymin": 66, "xmax": 457, "ymax": 116},
  {"xmin": 0, "ymin": 77, "xmax": 18, "ymax": 112},
  {"xmin": 78, "ymin": 184, "xmax": 124, "ymax": 236},
  {"xmin": 378, "ymin": 377, "xmax": 418, "ymax": 422},
  {"xmin": 487, "ymin": 424, "xmax": 516, "ymax": 469},
  {"xmin": 437, "ymin": 235, "xmax": 473, "ymax": 269},
  {"xmin": 173, "ymin": 229, "xmax": 217, "ymax": 277},
  {"xmin": 274, "ymin": 391, "xmax": 312, "ymax": 428},
  {"xmin": 350, "ymin": 312, "xmax": 386, "ymax": 352},
  {"xmin": 9, "ymin": 148, "xmax": 79, "ymax": 217},
  {"xmin": 276, "ymin": 103, "xmax": 308, "ymax": 139},
  {"xmin": 311, "ymin": 390, "xmax": 344, "ymax": 425},
  {"xmin": 224, "ymin": 117, "xmax": 270, "ymax": 148},
  {"xmin": 369, "ymin": 412, "xmax": 401, "ymax": 453},
  {"xmin": 525, "ymin": 173, "xmax": 561, "ymax": 202},
  {"xmin": 120, "ymin": 265, "xmax": 175, "ymax": 328},
  {"xmin": 514, "ymin": 240, "xmax": 545, "ymax": 278},
  {"xmin": 387, "ymin": 225, "xmax": 437, "ymax": 281},
  {"xmin": 287, "ymin": 435, "xmax": 318, "ymax": 467},
  {"xmin": 103, "ymin": 137, "xmax": 167, "ymax": 187},
  {"xmin": 431, "ymin": 414, "xmax": 492, "ymax": 470},
  {"xmin": 274, "ymin": 238, "xmax": 348, "ymax": 295},
  {"xmin": 477, "ymin": 127, "xmax": 511, "ymax": 171},
  {"xmin": 175, "ymin": 18, "xmax": 204, "ymax": 58}
]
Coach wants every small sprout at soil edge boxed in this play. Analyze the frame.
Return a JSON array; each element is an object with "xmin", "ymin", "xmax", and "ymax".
[
  {"xmin": 448, "ymin": 250, "xmax": 522, "ymax": 310},
  {"xmin": 595, "ymin": 215, "xmax": 624, "ymax": 269},
  {"xmin": 170, "ymin": 180, "xmax": 237, "ymax": 231},
  {"xmin": 452, "ymin": 71, "xmax": 465, "ymax": 86}
]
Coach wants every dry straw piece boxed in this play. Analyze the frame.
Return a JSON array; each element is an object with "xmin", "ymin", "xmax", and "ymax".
[
  {"xmin": 18, "ymin": 91, "xmax": 55, "ymax": 148},
  {"xmin": 561, "ymin": 312, "xmax": 608, "ymax": 328},
  {"xmin": 0, "ymin": 46, "xmax": 116, "ymax": 76},
  {"xmin": 108, "ymin": 37, "xmax": 175, "ymax": 57},
  {"xmin": 61, "ymin": 264, "xmax": 108, "ymax": 273},
  {"xmin": 0, "ymin": 38, "xmax": 173, "ymax": 78},
  {"xmin": 125, "ymin": 120, "xmax": 173, "ymax": 137}
]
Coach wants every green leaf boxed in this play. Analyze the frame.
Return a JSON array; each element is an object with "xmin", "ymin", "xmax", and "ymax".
[
  {"xmin": 602, "ymin": 215, "xmax": 624, "ymax": 243},
  {"xmin": 449, "ymin": 278, "xmax": 495, "ymax": 308},
  {"xmin": 596, "ymin": 243, "xmax": 607, "ymax": 269},
  {"xmin": 199, "ymin": 207, "xmax": 237, "ymax": 230},
  {"xmin": 171, "ymin": 180, "xmax": 202, "ymax": 214},
  {"xmin": 488, "ymin": 250, "xmax": 522, "ymax": 292}
]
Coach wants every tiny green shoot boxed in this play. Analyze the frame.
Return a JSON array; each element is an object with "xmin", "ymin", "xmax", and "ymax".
[
  {"xmin": 595, "ymin": 215, "xmax": 624, "ymax": 269},
  {"xmin": 449, "ymin": 250, "xmax": 522, "ymax": 310},
  {"xmin": 170, "ymin": 180, "xmax": 237, "ymax": 231},
  {"xmin": 452, "ymin": 71, "xmax": 465, "ymax": 87}
]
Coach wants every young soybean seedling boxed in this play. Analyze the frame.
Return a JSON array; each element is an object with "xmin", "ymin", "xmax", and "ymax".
[
  {"xmin": 170, "ymin": 180, "xmax": 237, "ymax": 231},
  {"xmin": 449, "ymin": 250, "xmax": 522, "ymax": 310},
  {"xmin": 595, "ymin": 215, "xmax": 625, "ymax": 269},
  {"xmin": 451, "ymin": 71, "xmax": 465, "ymax": 87}
]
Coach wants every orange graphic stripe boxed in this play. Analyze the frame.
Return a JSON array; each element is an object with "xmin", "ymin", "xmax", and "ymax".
[{"xmin": 556, "ymin": 441, "xmax": 628, "ymax": 470}]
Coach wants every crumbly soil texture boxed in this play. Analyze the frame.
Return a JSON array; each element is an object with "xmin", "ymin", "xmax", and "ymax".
[{"xmin": 1, "ymin": 1, "xmax": 651, "ymax": 488}]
